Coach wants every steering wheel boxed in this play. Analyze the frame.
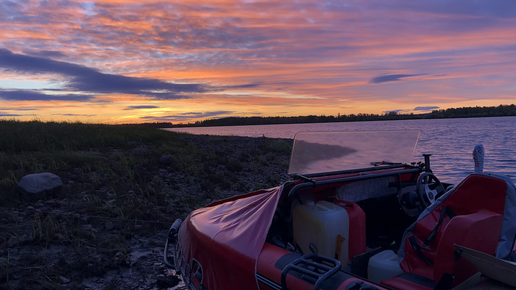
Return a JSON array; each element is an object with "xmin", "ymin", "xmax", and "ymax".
[{"xmin": 416, "ymin": 172, "xmax": 446, "ymax": 211}]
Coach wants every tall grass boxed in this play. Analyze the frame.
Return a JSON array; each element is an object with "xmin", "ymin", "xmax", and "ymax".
[
  {"xmin": 0, "ymin": 119, "xmax": 185, "ymax": 195},
  {"xmin": 0, "ymin": 119, "xmax": 180, "ymax": 152}
]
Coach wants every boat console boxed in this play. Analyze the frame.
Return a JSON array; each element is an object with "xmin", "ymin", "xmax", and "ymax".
[{"xmin": 165, "ymin": 131, "xmax": 516, "ymax": 290}]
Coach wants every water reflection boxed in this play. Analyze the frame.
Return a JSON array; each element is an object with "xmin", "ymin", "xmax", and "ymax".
[
  {"xmin": 288, "ymin": 140, "xmax": 357, "ymax": 174},
  {"xmin": 165, "ymin": 117, "xmax": 516, "ymax": 184},
  {"xmin": 289, "ymin": 131, "xmax": 420, "ymax": 175}
]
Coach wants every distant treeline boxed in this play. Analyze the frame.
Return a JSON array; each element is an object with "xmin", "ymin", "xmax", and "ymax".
[{"xmin": 138, "ymin": 104, "xmax": 516, "ymax": 128}]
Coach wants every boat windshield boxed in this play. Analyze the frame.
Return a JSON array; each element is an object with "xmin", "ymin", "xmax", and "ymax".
[{"xmin": 288, "ymin": 130, "xmax": 420, "ymax": 175}]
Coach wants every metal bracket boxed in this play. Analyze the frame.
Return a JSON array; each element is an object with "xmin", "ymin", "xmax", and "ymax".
[{"xmin": 163, "ymin": 218, "xmax": 182, "ymax": 269}]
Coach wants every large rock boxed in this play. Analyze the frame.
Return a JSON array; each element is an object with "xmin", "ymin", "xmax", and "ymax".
[
  {"xmin": 17, "ymin": 173, "xmax": 63, "ymax": 201},
  {"xmin": 159, "ymin": 155, "xmax": 177, "ymax": 166}
]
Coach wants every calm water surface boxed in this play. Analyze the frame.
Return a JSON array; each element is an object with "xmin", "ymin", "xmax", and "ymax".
[{"xmin": 165, "ymin": 117, "xmax": 516, "ymax": 184}]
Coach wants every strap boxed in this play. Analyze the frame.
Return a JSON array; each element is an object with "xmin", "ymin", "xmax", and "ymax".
[
  {"xmin": 409, "ymin": 236, "xmax": 434, "ymax": 266},
  {"xmin": 423, "ymin": 207, "xmax": 456, "ymax": 247}
]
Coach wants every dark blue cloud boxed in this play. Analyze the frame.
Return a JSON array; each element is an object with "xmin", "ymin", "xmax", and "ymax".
[
  {"xmin": 239, "ymin": 111, "xmax": 262, "ymax": 115},
  {"xmin": 0, "ymin": 111, "xmax": 22, "ymax": 117},
  {"xmin": 370, "ymin": 74, "xmax": 421, "ymax": 84},
  {"xmin": 123, "ymin": 105, "xmax": 160, "ymax": 110},
  {"xmin": 23, "ymin": 50, "xmax": 67, "ymax": 59},
  {"xmin": 414, "ymin": 106, "xmax": 440, "ymax": 111},
  {"xmin": 140, "ymin": 111, "xmax": 233, "ymax": 122},
  {"xmin": 0, "ymin": 108, "xmax": 37, "ymax": 111},
  {"xmin": 0, "ymin": 49, "xmax": 216, "ymax": 100},
  {"xmin": 181, "ymin": 112, "xmax": 203, "ymax": 115},
  {"xmin": 52, "ymin": 113, "xmax": 96, "ymax": 117},
  {"xmin": 0, "ymin": 89, "xmax": 94, "ymax": 101},
  {"xmin": 228, "ymin": 83, "xmax": 260, "ymax": 89},
  {"xmin": 382, "ymin": 109, "xmax": 405, "ymax": 114}
]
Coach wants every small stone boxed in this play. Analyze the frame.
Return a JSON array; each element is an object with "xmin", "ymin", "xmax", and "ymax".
[
  {"xmin": 7, "ymin": 236, "xmax": 18, "ymax": 248},
  {"xmin": 128, "ymin": 190, "xmax": 135, "ymax": 195},
  {"xmin": 26, "ymin": 206, "xmax": 35, "ymax": 211},
  {"xmin": 159, "ymin": 169, "xmax": 168, "ymax": 177},
  {"xmin": 44, "ymin": 200, "xmax": 58, "ymax": 206},
  {"xmin": 132, "ymin": 146, "xmax": 148, "ymax": 155},
  {"xmin": 98, "ymin": 186, "xmax": 110, "ymax": 193},
  {"xmin": 17, "ymin": 173, "xmax": 63, "ymax": 201},
  {"xmin": 55, "ymin": 233, "xmax": 65, "ymax": 240},
  {"xmin": 60, "ymin": 276, "xmax": 70, "ymax": 284},
  {"xmin": 105, "ymin": 222, "xmax": 114, "ymax": 230},
  {"xmin": 80, "ymin": 190, "xmax": 91, "ymax": 195},
  {"xmin": 159, "ymin": 155, "xmax": 177, "ymax": 165},
  {"xmin": 82, "ymin": 224, "xmax": 93, "ymax": 231},
  {"xmin": 102, "ymin": 175, "xmax": 111, "ymax": 184},
  {"xmin": 19, "ymin": 234, "xmax": 31, "ymax": 244},
  {"xmin": 156, "ymin": 274, "xmax": 180, "ymax": 288}
]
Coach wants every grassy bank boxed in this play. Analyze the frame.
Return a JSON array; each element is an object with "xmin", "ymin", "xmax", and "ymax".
[
  {"xmin": 0, "ymin": 120, "xmax": 292, "ymax": 289},
  {"xmin": 0, "ymin": 120, "xmax": 186, "ymax": 193}
]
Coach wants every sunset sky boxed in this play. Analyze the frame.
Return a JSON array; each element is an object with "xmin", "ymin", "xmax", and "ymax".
[{"xmin": 1, "ymin": 0, "xmax": 515, "ymax": 124}]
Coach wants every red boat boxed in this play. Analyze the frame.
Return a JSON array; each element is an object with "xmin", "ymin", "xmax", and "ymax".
[{"xmin": 164, "ymin": 131, "xmax": 516, "ymax": 290}]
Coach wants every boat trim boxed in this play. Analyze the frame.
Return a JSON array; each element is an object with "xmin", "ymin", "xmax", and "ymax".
[
  {"xmin": 288, "ymin": 167, "xmax": 422, "ymax": 199},
  {"xmin": 257, "ymin": 273, "xmax": 282, "ymax": 290}
]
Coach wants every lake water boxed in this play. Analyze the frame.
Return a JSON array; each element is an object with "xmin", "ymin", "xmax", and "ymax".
[{"xmin": 165, "ymin": 117, "xmax": 516, "ymax": 184}]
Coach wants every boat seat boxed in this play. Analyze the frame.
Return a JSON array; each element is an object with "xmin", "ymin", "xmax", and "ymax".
[
  {"xmin": 382, "ymin": 210, "xmax": 502, "ymax": 290},
  {"xmin": 385, "ymin": 173, "xmax": 514, "ymax": 286}
]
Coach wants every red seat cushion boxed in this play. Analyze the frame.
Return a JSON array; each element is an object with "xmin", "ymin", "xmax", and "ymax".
[
  {"xmin": 400, "ymin": 175, "xmax": 507, "ymax": 278},
  {"xmin": 433, "ymin": 210, "xmax": 502, "ymax": 285},
  {"xmin": 382, "ymin": 174, "xmax": 509, "ymax": 290},
  {"xmin": 382, "ymin": 211, "xmax": 502, "ymax": 290}
]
